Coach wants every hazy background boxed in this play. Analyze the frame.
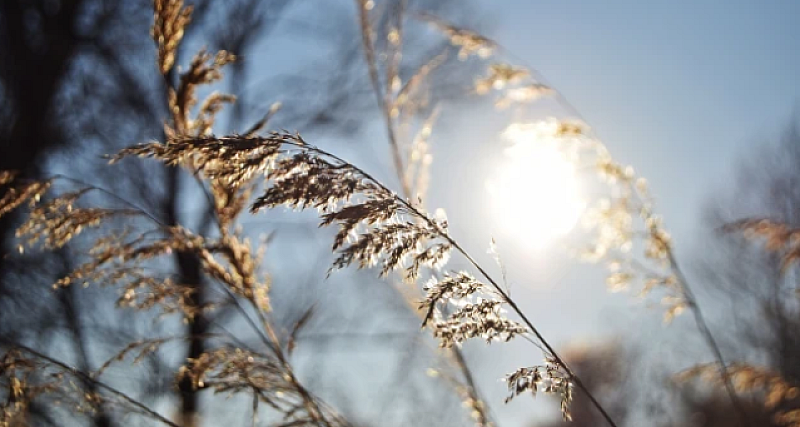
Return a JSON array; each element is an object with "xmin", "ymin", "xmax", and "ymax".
[{"xmin": 1, "ymin": 0, "xmax": 799, "ymax": 426}]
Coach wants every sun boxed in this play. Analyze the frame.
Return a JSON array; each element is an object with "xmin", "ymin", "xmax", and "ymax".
[{"xmin": 487, "ymin": 123, "xmax": 585, "ymax": 248}]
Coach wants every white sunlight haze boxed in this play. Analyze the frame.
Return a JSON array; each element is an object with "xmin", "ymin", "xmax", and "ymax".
[{"xmin": 487, "ymin": 123, "xmax": 585, "ymax": 249}]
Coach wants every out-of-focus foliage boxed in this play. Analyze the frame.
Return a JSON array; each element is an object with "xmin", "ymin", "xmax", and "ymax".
[{"xmin": 676, "ymin": 119, "xmax": 800, "ymax": 427}]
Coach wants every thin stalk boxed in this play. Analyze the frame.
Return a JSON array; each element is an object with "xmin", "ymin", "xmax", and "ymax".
[
  {"xmin": 351, "ymin": 6, "xmax": 495, "ymax": 422},
  {"xmin": 630, "ymin": 182, "xmax": 751, "ymax": 427},
  {"xmin": 451, "ymin": 344, "xmax": 492, "ymax": 427},
  {"xmin": 252, "ymin": 390, "xmax": 259, "ymax": 427},
  {"xmin": 355, "ymin": 0, "xmax": 411, "ymax": 198},
  {"xmin": 1, "ymin": 341, "xmax": 181, "ymax": 427},
  {"xmin": 206, "ymin": 238, "xmax": 332, "ymax": 425},
  {"xmin": 444, "ymin": 236, "xmax": 618, "ymax": 427},
  {"xmin": 50, "ymin": 174, "xmax": 167, "ymax": 227},
  {"xmin": 667, "ymin": 249, "xmax": 752, "ymax": 426},
  {"xmin": 410, "ymin": 16, "xmax": 749, "ymax": 423},
  {"xmin": 276, "ymin": 138, "xmax": 620, "ymax": 427}
]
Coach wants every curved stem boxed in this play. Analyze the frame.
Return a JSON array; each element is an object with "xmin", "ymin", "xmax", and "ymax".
[
  {"xmin": 407, "ymin": 16, "xmax": 750, "ymax": 423},
  {"xmin": 51, "ymin": 174, "xmax": 168, "ymax": 227},
  {"xmin": 1, "ymin": 341, "xmax": 181, "ymax": 427},
  {"xmin": 335, "ymin": 8, "xmax": 494, "ymax": 420},
  {"xmin": 276, "ymin": 138, "xmax": 619, "ymax": 427},
  {"xmin": 354, "ymin": 0, "xmax": 412, "ymax": 198},
  {"xmin": 451, "ymin": 344, "xmax": 493, "ymax": 426},
  {"xmin": 204, "ymin": 235, "xmax": 332, "ymax": 425},
  {"xmin": 667, "ymin": 249, "xmax": 752, "ymax": 426},
  {"xmin": 629, "ymin": 182, "xmax": 752, "ymax": 427},
  {"xmin": 443, "ymin": 236, "xmax": 619, "ymax": 427}
]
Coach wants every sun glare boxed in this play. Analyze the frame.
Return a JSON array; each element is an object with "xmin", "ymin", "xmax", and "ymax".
[{"xmin": 487, "ymin": 123, "xmax": 585, "ymax": 248}]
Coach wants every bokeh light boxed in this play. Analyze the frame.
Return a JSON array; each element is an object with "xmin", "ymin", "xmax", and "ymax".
[{"xmin": 487, "ymin": 123, "xmax": 585, "ymax": 248}]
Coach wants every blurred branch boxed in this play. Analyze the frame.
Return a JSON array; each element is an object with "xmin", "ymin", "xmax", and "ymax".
[{"xmin": 355, "ymin": 0, "xmax": 411, "ymax": 197}]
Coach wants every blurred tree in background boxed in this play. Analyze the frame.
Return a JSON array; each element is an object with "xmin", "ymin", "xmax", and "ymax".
[
  {"xmin": 684, "ymin": 118, "xmax": 800, "ymax": 426},
  {"xmin": 1, "ymin": 1, "xmax": 797, "ymax": 427}
]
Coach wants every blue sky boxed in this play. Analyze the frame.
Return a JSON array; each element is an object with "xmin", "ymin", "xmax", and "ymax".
[
  {"xmin": 494, "ymin": 0, "xmax": 800, "ymax": 240},
  {"xmin": 409, "ymin": 2, "xmax": 800, "ymax": 422},
  {"xmin": 423, "ymin": 0, "xmax": 799, "ymax": 317}
]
